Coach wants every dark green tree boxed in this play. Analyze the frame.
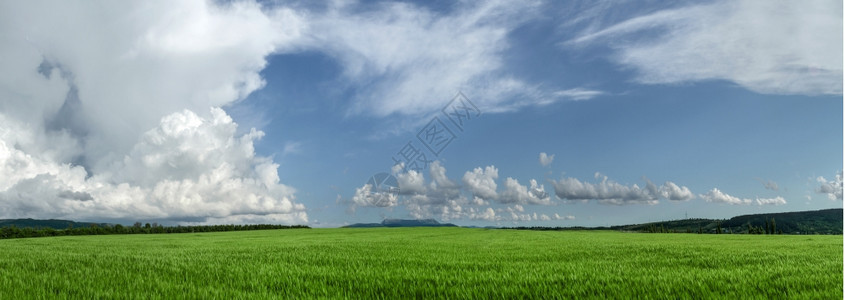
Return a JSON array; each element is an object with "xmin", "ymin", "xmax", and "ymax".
[{"xmin": 771, "ymin": 218, "xmax": 776, "ymax": 235}]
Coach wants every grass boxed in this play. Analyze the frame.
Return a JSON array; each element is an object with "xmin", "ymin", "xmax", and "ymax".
[{"xmin": 0, "ymin": 228, "xmax": 841, "ymax": 298}]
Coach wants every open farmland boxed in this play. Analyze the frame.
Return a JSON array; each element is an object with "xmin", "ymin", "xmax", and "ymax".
[{"xmin": 0, "ymin": 228, "xmax": 840, "ymax": 298}]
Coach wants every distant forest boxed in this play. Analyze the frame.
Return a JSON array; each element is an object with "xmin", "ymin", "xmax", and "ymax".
[
  {"xmin": 509, "ymin": 208, "xmax": 842, "ymax": 235},
  {"xmin": 0, "ymin": 221, "xmax": 309, "ymax": 240}
]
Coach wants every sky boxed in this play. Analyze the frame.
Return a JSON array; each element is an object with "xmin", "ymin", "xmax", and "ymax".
[{"xmin": 0, "ymin": 0, "xmax": 842, "ymax": 227}]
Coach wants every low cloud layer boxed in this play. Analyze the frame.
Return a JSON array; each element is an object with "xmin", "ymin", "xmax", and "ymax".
[
  {"xmin": 349, "ymin": 160, "xmax": 707, "ymax": 221},
  {"xmin": 349, "ymin": 157, "xmax": 811, "ymax": 222},
  {"xmin": 349, "ymin": 161, "xmax": 565, "ymax": 222}
]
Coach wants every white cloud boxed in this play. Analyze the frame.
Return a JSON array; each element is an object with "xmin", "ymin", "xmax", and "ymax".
[
  {"xmin": 367, "ymin": 161, "xmax": 559, "ymax": 222},
  {"xmin": 462, "ymin": 165, "xmax": 499, "ymax": 201},
  {"xmin": 551, "ymin": 173, "xmax": 691, "ymax": 205},
  {"xmin": 389, "ymin": 161, "xmax": 467, "ymax": 220},
  {"xmin": 352, "ymin": 183, "xmax": 398, "ymax": 208},
  {"xmin": 394, "ymin": 168, "xmax": 426, "ymax": 196},
  {"xmin": 471, "ymin": 197, "xmax": 488, "ymax": 206},
  {"xmin": 755, "ymin": 196, "xmax": 786, "ymax": 206},
  {"xmin": 1, "ymin": 1, "xmax": 307, "ymax": 170},
  {"xmin": 567, "ymin": 0, "xmax": 842, "ymax": 96},
  {"xmin": 699, "ymin": 188, "xmax": 751, "ymax": 205},
  {"xmin": 658, "ymin": 181, "xmax": 694, "ymax": 201},
  {"xmin": 0, "ymin": 1, "xmax": 308, "ymax": 223},
  {"xmin": 552, "ymin": 88, "xmax": 604, "ymax": 101},
  {"xmin": 816, "ymin": 171, "xmax": 843, "ymax": 200},
  {"xmin": 539, "ymin": 152, "xmax": 555, "ymax": 167},
  {"xmin": 0, "ymin": 108, "xmax": 307, "ymax": 223},
  {"xmin": 500, "ymin": 178, "xmax": 552, "ymax": 205},
  {"xmin": 469, "ymin": 207, "xmax": 497, "ymax": 221},
  {"xmin": 296, "ymin": 0, "xmax": 590, "ymax": 118},
  {"xmin": 428, "ymin": 161, "xmax": 461, "ymax": 197},
  {"xmin": 497, "ymin": 205, "xmax": 549, "ymax": 222},
  {"xmin": 554, "ymin": 213, "xmax": 575, "ymax": 220},
  {"xmin": 699, "ymin": 188, "xmax": 786, "ymax": 206}
]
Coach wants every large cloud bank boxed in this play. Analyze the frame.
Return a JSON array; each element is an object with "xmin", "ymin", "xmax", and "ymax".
[{"xmin": 0, "ymin": 1, "xmax": 307, "ymax": 223}]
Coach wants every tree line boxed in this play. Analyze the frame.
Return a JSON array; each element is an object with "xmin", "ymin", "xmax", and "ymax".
[
  {"xmin": 0, "ymin": 223, "xmax": 309, "ymax": 240},
  {"xmin": 644, "ymin": 218, "xmax": 783, "ymax": 234}
]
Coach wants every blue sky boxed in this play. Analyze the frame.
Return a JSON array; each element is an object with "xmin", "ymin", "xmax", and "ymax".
[{"xmin": 0, "ymin": 0, "xmax": 841, "ymax": 226}]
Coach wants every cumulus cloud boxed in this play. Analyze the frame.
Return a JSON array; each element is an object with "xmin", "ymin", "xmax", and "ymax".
[
  {"xmin": 657, "ymin": 181, "xmax": 694, "ymax": 201},
  {"xmin": 353, "ymin": 161, "xmax": 587, "ymax": 222},
  {"xmin": 427, "ymin": 161, "xmax": 462, "ymax": 200},
  {"xmin": 352, "ymin": 184, "xmax": 398, "ymax": 208},
  {"xmin": 0, "ymin": 1, "xmax": 308, "ymax": 223},
  {"xmin": 393, "ymin": 166, "xmax": 426, "ymax": 196},
  {"xmin": 551, "ymin": 173, "xmax": 693, "ymax": 205},
  {"xmin": 567, "ymin": 0, "xmax": 842, "ymax": 96},
  {"xmin": 402, "ymin": 161, "xmax": 466, "ymax": 220},
  {"xmin": 539, "ymin": 152, "xmax": 555, "ymax": 167},
  {"xmin": 0, "ymin": 108, "xmax": 307, "ymax": 223},
  {"xmin": 345, "ymin": 161, "xmax": 465, "ymax": 219},
  {"xmin": 462, "ymin": 166, "xmax": 499, "ymax": 201},
  {"xmin": 369, "ymin": 161, "xmax": 560, "ymax": 221},
  {"xmin": 500, "ymin": 178, "xmax": 552, "ymax": 205},
  {"xmin": 699, "ymin": 188, "xmax": 751, "ymax": 205},
  {"xmin": 816, "ymin": 171, "xmax": 843, "ymax": 200}
]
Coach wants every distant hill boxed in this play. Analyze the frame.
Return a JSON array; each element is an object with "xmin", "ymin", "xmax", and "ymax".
[
  {"xmin": 608, "ymin": 208, "xmax": 841, "ymax": 234},
  {"xmin": 344, "ymin": 219, "xmax": 458, "ymax": 228},
  {"xmin": 0, "ymin": 218, "xmax": 111, "ymax": 230},
  {"xmin": 722, "ymin": 208, "xmax": 842, "ymax": 234}
]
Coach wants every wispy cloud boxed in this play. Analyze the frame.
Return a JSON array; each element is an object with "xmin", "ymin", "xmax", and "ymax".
[
  {"xmin": 292, "ymin": 0, "xmax": 599, "ymax": 119},
  {"xmin": 564, "ymin": 0, "xmax": 842, "ymax": 96},
  {"xmin": 699, "ymin": 188, "xmax": 786, "ymax": 206},
  {"xmin": 281, "ymin": 141, "xmax": 303, "ymax": 156}
]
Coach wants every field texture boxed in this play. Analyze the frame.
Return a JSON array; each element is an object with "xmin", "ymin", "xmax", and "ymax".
[{"xmin": 0, "ymin": 228, "xmax": 841, "ymax": 298}]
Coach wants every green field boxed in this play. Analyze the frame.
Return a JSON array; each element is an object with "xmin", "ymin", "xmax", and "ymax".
[{"xmin": 0, "ymin": 228, "xmax": 841, "ymax": 298}]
